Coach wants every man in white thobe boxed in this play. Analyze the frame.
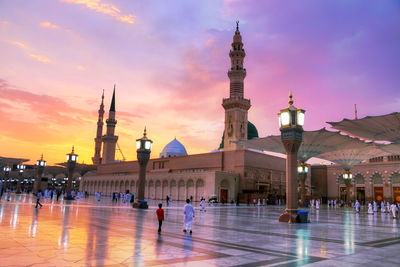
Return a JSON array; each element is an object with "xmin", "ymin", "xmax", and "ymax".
[
  {"xmin": 381, "ymin": 201, "xmax": 385, "ymax": 213},
  {"xmin": 355, "ymin": 200, "xmax": 360, "ymax": 213},
  {"xmin": 367, "ymin": 202, "xmax": 374, "ymax": 214},
  {"xmin": 391, "ymin": 204, "xmax": 398, "ymax": 219},
  {"xmin": 200, "ymin": 197, "xmax": 206, "ymax": 212},
  {"xmin": 183, "ymin": 199, "xmax": 195, "ymax": 234},
  {"xmin": 373, "ymin": 201, "xmax": 378, "ymax": 213}
]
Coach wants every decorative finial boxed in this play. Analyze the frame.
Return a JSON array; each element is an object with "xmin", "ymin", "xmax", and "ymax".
[
  {"xmin": 102, "ymin": 89, "xmax": 104, "ymax": 99},
  {"xmin": 143, "ymin": 126, "xmax": 147, "ymax": 137},
  {"xmin": 40, "ymin": 154, "xmax": 43, "ymax": 160},
  {"xmin": 354, "ymin": 104, "xmax": 358, "ymax": 120},
  {"xmin": 72, "ymin": 145, "xmax": 75, "ymax": 154},
  {"xmin": 288, "ymin": 90, "xmax": 293, "ymax": 105},
  {"xmin": 236, "ymin": 20, "xmax": 239, "ymax": 31}
]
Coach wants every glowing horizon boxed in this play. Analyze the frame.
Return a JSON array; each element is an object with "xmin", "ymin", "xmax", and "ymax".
[{"xmin": 0, "ymin": 1, "xmax": 399, "ymax": 165}]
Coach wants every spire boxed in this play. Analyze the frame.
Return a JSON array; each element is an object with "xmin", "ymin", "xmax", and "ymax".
[
  {"xmin": 289, "ymin": 90, "xmax": 293, "ymax": 106},
  {"xmin": 40, "ymin": 154, "xmax": 43, "ymax": 161},
  {"xmin": 236, "ymin": 20, "xmax": 239, "ymax": 31},
  {"xmin": 72, "ymin": 145, "xmax": 75, "ymax": 154},
  {"xmin": 354, "ymin": 104, "xmax": 358, "ymax": 120},
  {"xmin": 143, "ymin": 126, "xmax": 147, "ymax": 137},
  {"xmin": 101, "ymin": 89, "xmax": 104, "ymax": 105},
  {"xmin": 110, "ymin": 85, "xmax": 116, "ymax": 112}
]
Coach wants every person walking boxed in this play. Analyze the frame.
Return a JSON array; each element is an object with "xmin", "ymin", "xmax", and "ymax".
[
  {"xmin": 200, "ymin": 197, "xmax": 206, "ymax": 212},
  {"xmin": 183, "ymin": 199, "xmax": 195, "ymax": 234},
  {"xmin": 355, "ymin": 200, "xmax": 360, "ymax": 213},
  {"xmin": 156, "ymin": 203, "xmax": 164, "ymax": 233},
  {"xmin": 7, "ymin": 188, "xmax": 11, "ymax": 201},
  {"xmin": 166, "ymin": 195, "xmax": 170, "ymax": 206},
  {"xmin": 35, "ymin": 190, "xmax": 43, "ymax": 208}
]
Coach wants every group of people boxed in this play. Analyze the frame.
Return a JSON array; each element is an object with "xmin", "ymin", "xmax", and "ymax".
[{"xmin": 355, "ymin": 200, "xmax": 400, "ymax": 218}]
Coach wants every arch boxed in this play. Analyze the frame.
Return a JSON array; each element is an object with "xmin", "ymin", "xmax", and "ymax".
[
  {"xmin": 170, "ymin": 180, "xmax": 177, "ymax": 200},
  {"xmin": 155, "ymin": 180, "xmax": 162, "ymax": 199},
  {"xmin": 162, "ymin": 180, "xmax": 168, "ymax": 200},
  {"xmin": 371, "ymin": 172, "xmax": 383, "ymax": 184},
  {"xmin": 354, "ymin": 173, "xmax": 365, "ymax": 184},
  {"xmin": 195, "ymin": 179, "xmax": 205, "ymax": 201},
  {"xmin": 106, "ymin": 181, "xmax": 110, "ymax": 195},
  {"xmin": 124, "ymin": 180, "xmax": 129, "ymax": 193},
  {"xmin": 110, "ymin": 181, "xmax": 114, "ymax": 193},
  {"xmin": 178, "ymin": 180, "xmax": 185, "ymax": 201},
  {"xmin": 187, "ymin": 179, "xmax": 194, "ymax": 200},
  {"xmin": 390, "ymin": 172, "xmax": 400, "ymax": 184},
  {"xmin": 130, "ymin": 180, "xmax": 135, "ymax": 194},
  {"xmin": 119, "ymin": 180, "xmax": 124, "ymax": 192},
  {"xmin": 148, "ymin": 180, "xmax": 155, "ymax": 199}
]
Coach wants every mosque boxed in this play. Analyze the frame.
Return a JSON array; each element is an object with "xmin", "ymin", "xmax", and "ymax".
[{"xmin": 80, "ymin": 24, "xmax": 287, "ymax": 203}]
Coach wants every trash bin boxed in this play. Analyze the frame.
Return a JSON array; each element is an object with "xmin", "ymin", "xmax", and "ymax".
[{"xmin": 296, "ymin": 210, "xmax": 309, "ymax": 223}]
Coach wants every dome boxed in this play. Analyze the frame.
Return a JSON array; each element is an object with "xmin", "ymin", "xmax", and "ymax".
[
  {"xmin": 218, "ymin": 121, "xmax": 259, "ymax": 149},
  {"xmin": 160, "ymin": 138, "xmax": 188, "ymax": 158}
]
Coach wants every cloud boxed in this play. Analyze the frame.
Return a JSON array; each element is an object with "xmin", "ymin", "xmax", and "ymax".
[
  {"xmin": 9, "ymin": 41, "xmax": 28, "ymax": 49},
  {"xmin": 40, "ymin": 21, "xmax": 60, "ymax": 29},
  {"xmin": 29, "ymin": 54, "xmax": 51, "ymax": 63},
  {"xmin": 61, "ymin": 0, "xmax": 136, "ymax": 24}
]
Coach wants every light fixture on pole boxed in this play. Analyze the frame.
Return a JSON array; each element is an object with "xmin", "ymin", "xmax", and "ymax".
[
  {"xmin": 65, "ymin": 146, "xmax": 78, "ymax": 200},
  {"xmin": 133, "ymin": 127, "xmax": 152, "ymax": 209},
  {"xmin": 297, "ymin": 162, "xmax": 309, "ymax": 207},
  {"xmin": 34, "ymin": 154, "xmax": 46, "ymax": 194},
  {"xmin": 343, "ymin": 170, "xmax": 353, "ymax": 205},
  {"xmin": 278, "ymin": 91, "xmax": 305, "ymax": 223},
  {"xmin": 3, "ymin": 166, "xmax": 11, "ymax": 189},
  {"xmin": 15, "ymin": 164, "xmax": 26, "ymax": 194}
]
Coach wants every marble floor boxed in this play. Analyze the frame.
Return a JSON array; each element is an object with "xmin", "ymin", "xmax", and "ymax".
[{"xmin": 0, "ymin": 194, "xmax": 399, "ymax": 266}]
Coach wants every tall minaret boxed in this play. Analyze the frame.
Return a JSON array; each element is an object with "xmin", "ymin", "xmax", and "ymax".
[
  {"xmin": 222, "ymin": 21, "xmax": 251, "ymax": 150},
  {"xmin": 92, "ymin": 90, "xmax": 105, "ymax": 165},
  {"xmin": 102, "ymin": 85, "xmax": 118, "ymax": 164}
]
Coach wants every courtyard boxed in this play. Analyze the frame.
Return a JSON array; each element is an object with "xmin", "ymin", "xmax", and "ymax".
[{"xmin": 0, "ymin": 195, "xmax": 400, "ymax": 266}]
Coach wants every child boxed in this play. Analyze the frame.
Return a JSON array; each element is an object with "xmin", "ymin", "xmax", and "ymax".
[
  {"xmin": 156, "ymin": 203, "xmax": 164, "ymax": 233},
  {"xmin": 183, "ymin": 199, "xmax": 195, "ymax": 234}
]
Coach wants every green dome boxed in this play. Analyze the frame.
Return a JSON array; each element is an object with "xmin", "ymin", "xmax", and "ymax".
[{"xmin": 218, "ymin": 121, "xmax": 259, "ymax": 149}]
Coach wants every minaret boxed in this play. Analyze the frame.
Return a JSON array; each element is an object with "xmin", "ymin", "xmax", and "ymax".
[
  {"xmin": 222, "ymin": 21, "xmax": 251, "ymax": 150},
  {"xmin": 92, "ymin": 90, "xmax": 105, "ymax": 165},
  {"xmin": 102, "ymin": 85, "xmax": 118, "ymax": 164}
]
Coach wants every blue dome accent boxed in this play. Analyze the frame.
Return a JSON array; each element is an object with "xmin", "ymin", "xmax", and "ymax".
[{"xmin": 160, "ymin": 138, "xmax": 188, "ymax": 158}]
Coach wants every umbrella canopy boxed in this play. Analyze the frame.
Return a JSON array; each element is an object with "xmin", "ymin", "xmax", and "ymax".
[
  {"xmin": 239, "ymin": 128, "xmax": 370, "ymax": 163},
  {"xmin": 318, "ymin": 143, "xmax": 388, "ymax": 171},
  {"xmin": 328, "ymin": 112, "xmax": 400, "ymax": 143}
]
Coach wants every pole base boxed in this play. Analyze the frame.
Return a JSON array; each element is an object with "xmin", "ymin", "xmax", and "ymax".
[
  {"xmin": 279, "ymin": 211, "xmax": 297, "ymax": 223},
  {"xmin": 132, "ymin": 201, "xmax": 148, "ymax": 209},
  {"xmin": 15, "ymin": 191, "xmax": 22, "ymax": 194}
]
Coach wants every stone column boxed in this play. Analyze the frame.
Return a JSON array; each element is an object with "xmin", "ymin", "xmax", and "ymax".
[
  {"xmin": 134, "ymin": 149, "xmax": 150, "ymax": 209},
  {"xmin": 279, "ymin": 131, "xmax": 302, "ymax": 223},
  {"xmin": 65, "ymin": 163, "xmax": 76, "ymax": 200}
]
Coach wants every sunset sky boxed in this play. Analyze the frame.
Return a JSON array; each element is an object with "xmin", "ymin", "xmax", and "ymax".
[{"xmin": 0, "ymin": 0, "xmax": 399, "ymax": 165}]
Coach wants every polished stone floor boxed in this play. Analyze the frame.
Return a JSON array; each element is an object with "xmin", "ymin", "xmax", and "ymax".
[{"xmin": 0, "ymin": 194, "xmax": 400, "ymax": 267}]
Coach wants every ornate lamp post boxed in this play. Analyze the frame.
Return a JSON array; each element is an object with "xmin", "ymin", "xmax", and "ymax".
[
  {"xmin": 15, "ymin": 164, "xmax": 26, "ymax": 194},
  {"xmin": 278, "ymin": 92, "xmax": 305, "ymax": 223},
  {"xmin": 298, "ymin": 163, "xmax": 309, "ymax": 207},
  {"xmin": 343, "ymin": 170, "xmax": 353, "ymax": 206},
  {"xmin": 33, "ymin": 154, "xmax": 46, "ymax": 194},
  {"xmin": 133, "ymin": 127, "xmax": 152, "ymax": 209},
  {"xmin": 65, "ymin": 146, "xmax": 78, "ymax": 200},
  {"xmin": 3, "ymin": 166, "xmax": 11, "ymax": 189}
]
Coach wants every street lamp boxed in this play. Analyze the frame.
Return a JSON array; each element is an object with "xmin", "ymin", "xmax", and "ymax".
[
  {"xmin": 33, "ymin": 154, "xmax": 46, "ymax": 194},
  {"xmin": 343, "ymin": 170, "xmax": 353, "ymax": 205},
  {"xmin": 16, "ymin": 164, "xmax": 26, "ymax": 194},
  {"xmin": 298, "ymin": 163, "xmax": 309, "ymax": 207},
  {"xmin": 3, "ymin": 166, "xmax": 11, "ymax": 189},
  {"xmin": 133, "ymin": 127, "xmax": 152, "ymax": 209},
  {"xmin": 278, "ymin": 91, "xmax": 305, "ymax": 223},
  {"xmin": 65, "ymin": 146, "xmax": 78, "ymax": 200}
]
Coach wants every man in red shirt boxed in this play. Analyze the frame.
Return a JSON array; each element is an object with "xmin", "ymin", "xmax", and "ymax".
[{"xmin": 156, "ymin": 203, "xmax": 164, "ymax": 233}]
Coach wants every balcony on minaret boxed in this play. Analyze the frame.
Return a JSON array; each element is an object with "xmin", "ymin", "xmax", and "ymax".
[{"xmin": 222, "ymin": 97, "xmax": 251, "ymax": 110}]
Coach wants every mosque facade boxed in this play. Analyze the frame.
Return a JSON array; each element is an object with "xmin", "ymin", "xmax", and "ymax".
[{"xmin": 80, "ymin": 24, "xmax": 286, "ymax": 203}]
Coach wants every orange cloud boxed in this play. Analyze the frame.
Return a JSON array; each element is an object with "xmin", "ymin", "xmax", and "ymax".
[
  {"xmin": 61, "ymin": 0, "xmax": 136, "ymax": 24},
  {"xmin": 9, "ymin": 41, "xmax": 28, "ymax": 49},
  {"xmin": 40, "ymin": 21, "xmax": 60, "ymax": 29},
  {"xmin": 29, "ymin": 54, "xmax": 51, "ymax": 63}
]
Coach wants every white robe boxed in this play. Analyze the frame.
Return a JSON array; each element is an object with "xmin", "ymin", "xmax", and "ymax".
[
  {"xmin": 355, "ymin": 201, "xmax": 360, "ymax": 213},
  {"xmin": 367, "ymin": 203, "xmax": 374, "ymax": 214},
  {"xmin": 200, "ymin": 199, "xmax": 206, "ymax": 211},
  {"xmin": 373, "ymin": 202, "xmax": 378, "ymax": 212},
  {"xmin": 316, "ymin": 200, "xmax": 320, "ymax": 209},
  {"xmin": 184, "ymin": 204, "xmax": 195, "ymax": 231},
  {"xmin": 381, "ymin": 202, "xmax": 385, "ymax": 213},
  {"xmin": 391, "ymin": 204, "xmax": 398, "ymax": 218}
]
